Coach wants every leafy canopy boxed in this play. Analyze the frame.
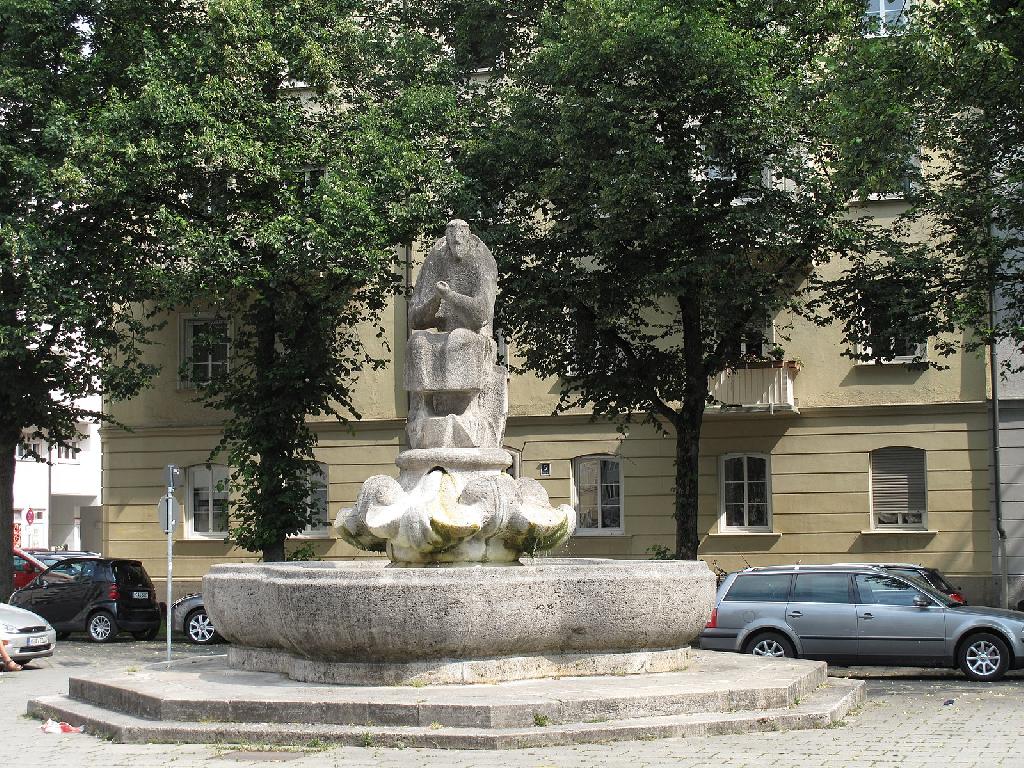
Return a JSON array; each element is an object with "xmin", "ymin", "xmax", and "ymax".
[{"xmin": 93, "ymin": 0, "xmax": 464, "ymax": 558}]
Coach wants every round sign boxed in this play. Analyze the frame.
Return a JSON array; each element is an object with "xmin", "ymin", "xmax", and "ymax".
[{"xmin": 25, "ymin": 508, "xmax": 34, "ymax": 525}]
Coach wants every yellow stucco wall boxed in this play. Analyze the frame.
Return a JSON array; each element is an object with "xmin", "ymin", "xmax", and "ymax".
[
  {"xmin": 104, "ymin": 403, "xmax": 993, "ymax": 601},
  {"xmin": 104, "ymin": 203, "xmax": 996, "ymax": 602}
]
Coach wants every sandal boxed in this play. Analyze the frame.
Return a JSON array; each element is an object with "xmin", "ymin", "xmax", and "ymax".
[{"xmin": 4, "ymin": 660, "xmax": 22, "ymax": 672}]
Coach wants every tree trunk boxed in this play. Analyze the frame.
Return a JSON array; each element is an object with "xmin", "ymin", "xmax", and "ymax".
[
  {"xmin": 673, "ymin": 399, "xmax": 704, "ymax": 560},
  {"xmin": 0, "ymin": 430, "xmax": 19, "ymax": 601},
  {"xmin": 674, "ymin": 290, "xmax": 707, "ymax": 559},
  {"xmin": 263, "ymin": 538, "xmax": 286, "ymax": 563},
  {"xmin": 254, "ymin": 297, "xmax": 287, "ymax": 563}
]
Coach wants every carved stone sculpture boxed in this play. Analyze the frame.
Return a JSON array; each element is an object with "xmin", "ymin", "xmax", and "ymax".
[{"xmin": 338, "ymin": 220, "xmax": 575, "ymax": 564}]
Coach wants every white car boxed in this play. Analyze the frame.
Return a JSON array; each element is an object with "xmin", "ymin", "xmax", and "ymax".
[{"xmin": 1, "ymin": 603, "xmax": 57, "ymax": 663}]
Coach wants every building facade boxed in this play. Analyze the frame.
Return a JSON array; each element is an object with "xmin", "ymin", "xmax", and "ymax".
[
  {"xmin": 994, "ymin": 290, "xmax": 1024, "ymax": 608},
  {"xmin": 100, "ymin": 201, "xmax": 1002, "ymax": 603},
  {"xmin": 13, "ymin": 395, "xmax": 103, "ymax": 553}
]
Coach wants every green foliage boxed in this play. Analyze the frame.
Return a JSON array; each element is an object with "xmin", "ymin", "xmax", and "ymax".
[
  {"xmin": 460, "ymin": 0, "xmax": 887, "ymax": 556},
  {"xmin": 811, "ymin": 0, "xmax": 1024, "ymax": 365},
  {"xmin": 285, "ymin": 541, "xmax": 321, "ymax": 562},
  {"xmin": 646, "ymin": 544, "xmax": 673, "ymax": 561},
  {"xmin": 89, "ymin": 0, "xmax": 465, "ymax": 559},
  {"xmin": 0, "ymin": 0, "xmax": 163, "ymax": 598}
]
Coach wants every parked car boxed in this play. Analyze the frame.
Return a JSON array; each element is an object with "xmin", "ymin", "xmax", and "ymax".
[
  {"xmin": 23, "ymin": 549, "xmax": 102, "ymax": 569},
  {"xmin": 12, "ymin": 547, "xmax": 48, "ymax": 591},
  {"xmin": 699, "ymin": 564, "xmax": 1024, "ymax": 681},
  {"xmin": 833, "ymin": 562, "xmax": 966, "ymax": 604},
  {"xmin": 171, "ymin": 593, "xmax": 222, "ymax": 645},
  {"xmin": 9, "ymin": 557, "xmax": 161, "ymax": 643},
  {"xmin": 0, "ymin": 603, "xmax": 57, "ymax": 663}
]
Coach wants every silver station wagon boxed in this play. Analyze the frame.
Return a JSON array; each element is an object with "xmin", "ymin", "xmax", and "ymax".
[{"xmin": 699, "ymin": 564, "xmax": 1024, "ymax": 681}]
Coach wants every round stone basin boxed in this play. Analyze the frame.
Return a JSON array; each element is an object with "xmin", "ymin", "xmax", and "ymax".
[{"xmin": 204, "ymin": 558, "xmax": 715, "ymax": 665}]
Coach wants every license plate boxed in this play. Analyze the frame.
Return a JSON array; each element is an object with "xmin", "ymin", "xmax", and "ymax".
[
  {"xmin": 28, "ymin": 636, "xmax": 48, "ymax": 646},
  {"xmin": 132, "ymin": 591, "xmax": 149, "ymax": 599}
]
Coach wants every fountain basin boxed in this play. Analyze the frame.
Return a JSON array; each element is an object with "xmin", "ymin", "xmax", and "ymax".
[{"xmin": 204, "ymin": 558, "xmax": 715, "ymax": 671}]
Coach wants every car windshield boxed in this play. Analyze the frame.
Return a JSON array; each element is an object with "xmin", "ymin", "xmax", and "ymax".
[{"xmin": 892, "ymin": 572, "xmax": 960, "ymax": 607}]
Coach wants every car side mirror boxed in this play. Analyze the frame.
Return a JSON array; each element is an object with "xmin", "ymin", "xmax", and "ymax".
[
  {"xmin": 22, "ymin": 562, "xmax": 34, "ymax": 572},
  {"xmin": 913, "ymin": 595, "xmax": 930, "ymax": 608}
]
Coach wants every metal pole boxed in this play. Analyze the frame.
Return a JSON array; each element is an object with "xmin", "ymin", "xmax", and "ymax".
[
  {"xmin": 166, "ymin": 482, "xmax": 174, "ymax": 664},
  {"xmin": 989, "ymin": 289, "xmax": 1008, "ymax": 608}
]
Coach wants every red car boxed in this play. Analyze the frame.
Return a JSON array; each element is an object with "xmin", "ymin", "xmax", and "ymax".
[{"xmin": 12, "ymin": 547, "xmax": 47, "ymax": 590}]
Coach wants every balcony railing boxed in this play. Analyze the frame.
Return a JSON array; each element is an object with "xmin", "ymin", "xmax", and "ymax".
[{"xmin": 708, "ymin": 361, "xmax": 799, "ymax": 414}]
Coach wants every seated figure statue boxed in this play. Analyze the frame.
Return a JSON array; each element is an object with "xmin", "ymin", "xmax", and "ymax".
[{"xmin": 405, "ymin": 220, "xmax": 505, "ymax": 449}]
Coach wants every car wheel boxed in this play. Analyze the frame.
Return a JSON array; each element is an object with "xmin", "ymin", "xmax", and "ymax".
[
  {"xmin": 185, "ymin": 608, "xmax": 221, "ymax": 645},
  {"xmin": 958, "ymin": 632, "xmax": 1010, "ymax": 682},
  {"xmin": 87, "ymin": 611, "xmax": 119, "ymax": 643},
  {"xmin": 745, "ymin": 631, "xmax": 796, "ymax": 658},
  {"xmin": 131, "ymin": 625, "xmax": 160, "ymax": 641}
]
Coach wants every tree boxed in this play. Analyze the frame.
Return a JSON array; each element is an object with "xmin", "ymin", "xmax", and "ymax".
[
  {"xmin": 811, "ymin": 0, "xmax": 1024, "ymax": 365},
  {"xmin": 460, "ymin": 0, "xmax": 891, "ymax": 558},
  {"xmin": 0, "ymin": 0, "xmax": 160, "ymax": 599},
  {"xmin": 908, "ymin": 0, "xmax": 1023, "ymax": 358},
  {"xmin": 96, "ymin": 0, "xmax": 463, "ymax": 561}
]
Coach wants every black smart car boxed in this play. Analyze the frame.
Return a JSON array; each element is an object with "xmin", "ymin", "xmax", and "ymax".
[{"xmin": 9, "ymin": 557, "xmax": 161, "ymax": 642}]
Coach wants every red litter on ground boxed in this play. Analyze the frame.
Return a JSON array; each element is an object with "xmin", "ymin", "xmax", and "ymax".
[{"xmin": 40, "ymin": 719, "xmax": 84, "ymax": 734}]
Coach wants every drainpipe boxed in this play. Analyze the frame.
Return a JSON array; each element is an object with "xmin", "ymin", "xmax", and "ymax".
[
  {"xmin": 989, "ymin": 288, "xmax": 1008, "ymax": 608},
  {"xmin": 405, "ymin": 243, "xmax": 413, "ymax": 416}
]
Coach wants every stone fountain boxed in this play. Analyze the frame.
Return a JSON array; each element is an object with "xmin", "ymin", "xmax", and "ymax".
[
  {"xmin": 200, "ymin": 220, "xmax": 716, "ymax": 681},
  {"xmin": 22, "ymin": 222, "xmax": 865, "ymax": 748}
]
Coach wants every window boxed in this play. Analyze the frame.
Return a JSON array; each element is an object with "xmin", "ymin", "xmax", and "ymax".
[
  {"xmin": 181, "ymin": 318, "xmax": 229, "ymax": 386},
  {"xmin": 726, "ymin": 320, "xmax": 776, "ymax": 361},
  {"xmin": 55, "ymin": 442, "xmax": 80, "ymax": 463},
  {"xmin": 791, "ymin": 573, "xmax": 853, "ymax": 604},
  {"xmin": 870, "ymin": 447, "xmax": 926, "ymax": 528},
  {"xmin": 297, "ymin": 463, "xmax": 330, "ymax": 536},
  {"xmin": 573, "ymin": 456, "xmax": 622, "ymax": 533},
  {"xmin": 16, "ymin": 439, "xmax": 44, "ymax": 460},
  {"xmin": 855, "ymin": 573, "xmax": 930, "ymax": 606},
  {"xmin": 847, "ymin": 286, "xmax": 929, "ymax": 364},
  {"xmin": 723, "ymin": 573, "xmax": 792, "ymax": 602},
  {"xmin": 187, "ymin": 464, "xmax": 230, "ymax": 538},
  {"xmin": 720, "ymin": 454, "xmax": 771, "ymax": 531},
  {"xmin": 858, "ymin": 334, "xmax": 927, "ymax": 363},
  {"xmin": 864, "ymin": 0, "xmax": 908, "ymax": 35}
]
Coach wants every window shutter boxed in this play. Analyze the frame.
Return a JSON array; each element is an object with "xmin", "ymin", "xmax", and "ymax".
[{"xmin": 871, "ymin": 447, "xmax": 926, "ymax": 520}]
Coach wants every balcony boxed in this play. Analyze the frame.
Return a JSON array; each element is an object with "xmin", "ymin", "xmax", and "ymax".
[{"xmin": 707, "ymin": 361, "xmax": 800, "ymax": 414}]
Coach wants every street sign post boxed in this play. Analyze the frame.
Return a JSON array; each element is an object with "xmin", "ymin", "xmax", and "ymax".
[
  {"xmin": 159, "ymin": 465, "xmax": 181, "ymax": 664},
  {"xmin": 157, "ymin": 496, "xmax": 179, "ymax": 535}
]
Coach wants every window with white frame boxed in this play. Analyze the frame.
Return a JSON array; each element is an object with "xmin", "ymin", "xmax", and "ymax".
[
  {"xmin": 181, "ymin": 318, "xmax": 229, "ymax": 386},
  {"xmin": 852, "ymin": 290, "xmax": 928, "ymax": 364},
  {"xmin": 298, "ymin": 463, "xmax": 331, "ymax": 536},
  {"xmin": 54, "ymin": 442, "xmax": 80, "ymax": 463},
  {"xmin": 573, "ymin": 455, "xmax": 623, "ymax": 533},
  {"xmin": 16, "ymin": 438, "xmax": 44, "ymax": 460},
  {"xmin": 727, "ymin": 319, "xmax": 775, "ymax": 361},
  {"xmin": 870, "ymin": 447, "xmax": 927, "ymax": 528},
  {"xmin": 857, "ymin": 327, "xmax": 927, "ymax": 364},
  {"xmin": 720, "ymin": 454, "xmax": 772, "ymax": 530},
  {"xmin": 864, "ymin": 0, "xmax": 908, "ymax": 35},
  {"xmin": 187, "ymin": 464, "xmax": 230, "ymax": 537}
]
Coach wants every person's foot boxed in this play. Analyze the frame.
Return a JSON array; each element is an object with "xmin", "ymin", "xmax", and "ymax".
[{"xmin": 3, "ymin": 660, "xmax": 22, "ymax": 672}]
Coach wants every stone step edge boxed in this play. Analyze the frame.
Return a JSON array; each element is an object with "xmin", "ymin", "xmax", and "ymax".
[
  {"xmin": 28, "ymin": 678, "xmax": 865, "ymax": 750},
  {"xmin": 67, "ymin": 666, "xmax": 826, "ymax": 727}
]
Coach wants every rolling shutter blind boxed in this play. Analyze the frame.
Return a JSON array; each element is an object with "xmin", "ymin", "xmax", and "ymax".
[{"xmin": 871, "ymin": 447, "xmax": 926, "ymax": 522}]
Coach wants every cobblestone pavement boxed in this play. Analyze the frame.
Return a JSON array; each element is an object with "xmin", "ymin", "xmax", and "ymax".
[{"xmin": 3, "ymin": 642, "xmax": 1024, "ymax": 768}]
